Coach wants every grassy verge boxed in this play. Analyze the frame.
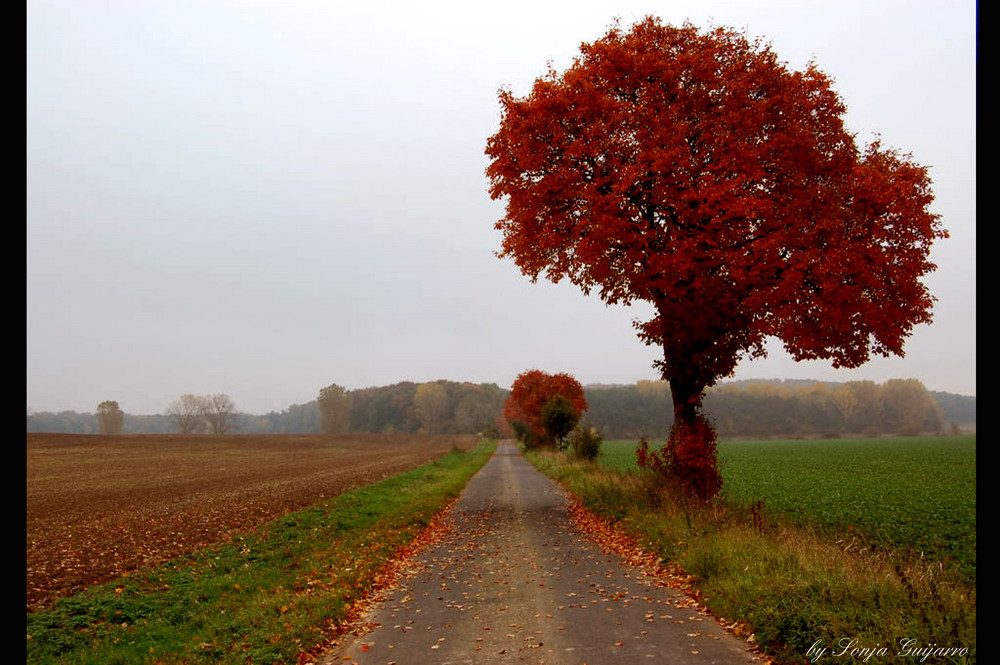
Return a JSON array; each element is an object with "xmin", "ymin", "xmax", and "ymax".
[
  {"xmin": 27, "ymin": 439, "xmax": 495, "ymax": 665},
  {"xmin": 526, "ymin": 447, "xmax": 976, "ymax": 665}
]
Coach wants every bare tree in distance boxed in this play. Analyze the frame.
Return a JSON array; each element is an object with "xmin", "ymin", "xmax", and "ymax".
[
  {"xmin": 96, "ymin": 400, "xmax": 124, "ymax": 435},
  {"xmin": 201, "ymin": 394, "xmax": 239, "ymax": 435},
  {"xmin": 166, "ymin": 394, "xmax": 208, "ymax": 434}
]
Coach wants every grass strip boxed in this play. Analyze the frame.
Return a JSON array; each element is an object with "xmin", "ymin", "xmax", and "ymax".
[
  {"xmin": 26, "ymin": 440, "xmax": 495, "ymax": 665},
  {"xmin": 526, "ymin": 447, "xmax": 976, "ymax": 665}
]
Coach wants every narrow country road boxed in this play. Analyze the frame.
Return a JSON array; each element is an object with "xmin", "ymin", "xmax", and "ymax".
[{"xmin": 321, "ymin": 441, "xmax": 761, "ymax": 665}]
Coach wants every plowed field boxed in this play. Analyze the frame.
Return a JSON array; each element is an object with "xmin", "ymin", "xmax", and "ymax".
[{"xmin": 26, "ymin": 432, "xmax": 477, "ymax": 612}]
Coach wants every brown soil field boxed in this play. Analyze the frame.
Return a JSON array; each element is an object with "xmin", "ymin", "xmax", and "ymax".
[{"xmin": 26, "ymin": 432, "xmax": 477, "ymax": 612}]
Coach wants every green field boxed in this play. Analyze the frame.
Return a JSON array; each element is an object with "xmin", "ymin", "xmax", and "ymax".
[{"xmin": 600, "ymin": 436, "xmax": 976, "ymax": 581}]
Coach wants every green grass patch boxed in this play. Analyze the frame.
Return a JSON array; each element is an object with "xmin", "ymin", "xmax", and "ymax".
[
  {"xmin": 601, "ymin": 436, "xmax": 976, "ymax": 583},
  {"xmin": 26, "ymin": 440, "xmax": 495, "ymax": 665},
  {"xmin": 528, "ymin": 436, "xmax": 976, "ymax": 664}
]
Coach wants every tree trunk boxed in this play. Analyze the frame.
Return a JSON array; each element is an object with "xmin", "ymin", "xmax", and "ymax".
[
  {"xmin": 659, "ymin": 370, "xmax": 723, "ymax": 500},
  {"xmin": 669, "ymin": 377, "xmax": 702, "ymax": 428}
]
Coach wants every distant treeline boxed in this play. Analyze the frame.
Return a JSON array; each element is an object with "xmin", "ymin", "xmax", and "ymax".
[
  {"xmin": 311, "ymin": 381, "xmax": 508, "ymax": 436},
  {"xmin": 26, "ymin": 381, "xmax": 508, "ymax": 437},
  {"xmin": 27, "ymin": 378, "xmax": 975, "ymax": 439},
  {"xmin": 587, "ymin": 379, "xmax": 976, "ymax": 439}
]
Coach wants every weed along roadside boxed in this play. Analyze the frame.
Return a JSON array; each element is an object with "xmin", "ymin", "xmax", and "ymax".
[{"xmin": 26, "ymin": 440, "xmax": 496, "ymax": 665}]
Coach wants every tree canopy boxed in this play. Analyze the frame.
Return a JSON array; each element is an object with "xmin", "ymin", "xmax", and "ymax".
[
  {"xmin": 317, "ymin": 384, "xmax": 352, "ymax": 434},
  {"xmin": 540, "ymin": 394, "xmax": 581, "ymax": 447},
  {"xmin": 96, "ymin": 400, "xmax": 124, "ymax": 436},
  {"xmin": 503, "ymin": 370, "xmax": 587, "ymax": 447},
  {"xmin": 486, "ymin": 17, "xmax": 946, "ymax": 497}
]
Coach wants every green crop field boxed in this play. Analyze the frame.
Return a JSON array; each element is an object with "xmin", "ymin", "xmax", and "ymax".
[{"xmin": 599, "ymin": 436, "xmax": 976, "ymax": 582}]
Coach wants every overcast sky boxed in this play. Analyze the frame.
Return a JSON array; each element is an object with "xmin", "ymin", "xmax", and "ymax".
[{"xmin": 27, "ymin": 0, "xmax": 976, "ymax": 415}]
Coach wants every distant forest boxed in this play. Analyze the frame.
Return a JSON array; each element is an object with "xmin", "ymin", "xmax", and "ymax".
[{"xmin": 27, "ymin": 378, "xmax": 976, "ymax": 439}]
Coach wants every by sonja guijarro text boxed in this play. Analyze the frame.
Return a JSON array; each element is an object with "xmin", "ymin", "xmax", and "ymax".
[{"xmin": 806, "ymin": 637, "xmax": 971, "ymax": 663}]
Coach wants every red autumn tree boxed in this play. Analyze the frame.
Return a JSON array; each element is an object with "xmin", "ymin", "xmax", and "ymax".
[
  {"xmin": 504, "ymin": 370, "xmax": 588, "ymax": 447},
  {"xmin": 486, "ymin": 18, "xmax": 946, "ymax": 498}
]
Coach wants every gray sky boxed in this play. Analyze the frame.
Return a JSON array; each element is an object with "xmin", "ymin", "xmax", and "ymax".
[{"xmin": 27, "ymin": 0, "xmax": 976, "ymax": 415}]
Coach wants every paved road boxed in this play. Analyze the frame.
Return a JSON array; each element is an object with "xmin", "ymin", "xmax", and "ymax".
[{"xmin": 321, "ymin": 441, "xmax": 761, "ymax": 664}]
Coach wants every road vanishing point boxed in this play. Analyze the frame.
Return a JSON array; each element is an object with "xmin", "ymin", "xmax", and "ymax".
[{"xmin": 321, "ymin": 441, "xmax": 762, "ymax": 665}]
